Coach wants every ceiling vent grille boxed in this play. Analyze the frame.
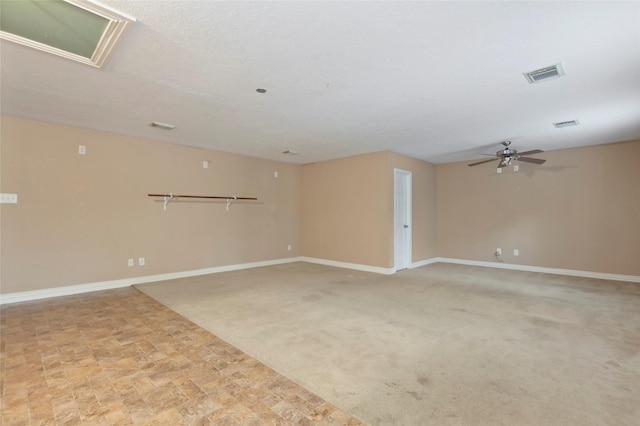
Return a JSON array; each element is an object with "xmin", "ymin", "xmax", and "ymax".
[
  {"xmin": 150, "ymin": 122, "xmax": 176, "ymax": 130},
  {"xmin": 524, "ymin": 63, "xmax": 565, "ymax": 84},
  {"xmin": 553, "ymin": 120, "xmax": 579, "ymax": 128}
]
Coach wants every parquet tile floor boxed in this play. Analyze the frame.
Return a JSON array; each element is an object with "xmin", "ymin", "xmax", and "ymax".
[{"xmin": 0, "ymin": 287, "xmax": 363, "ymax": 425}]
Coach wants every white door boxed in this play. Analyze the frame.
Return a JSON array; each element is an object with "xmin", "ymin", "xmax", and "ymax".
[{"xmin": 394, "ymin": 169, "xmax": 412, "ymax": 271}]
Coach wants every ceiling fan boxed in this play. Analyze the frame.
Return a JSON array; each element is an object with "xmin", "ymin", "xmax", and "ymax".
[{"xmin": 467, "ymin": 141, "xmax": 546, "ymax": 168}]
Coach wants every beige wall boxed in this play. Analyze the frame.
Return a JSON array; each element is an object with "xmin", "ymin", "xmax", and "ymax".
[
  {"xmin": 2, "ymin": 116, "xmax": 637, "ymax": 295},
  {"xmin": 389, "ymin": 152, "xmax": 438, "ymax": 264},
  {"xmin": 437, "ymin": 140, "xmax": 640, "ymax": 276},
  {"xmin": 301, "ymin": 152, "xmax": 392, "ymax": 267},
  {"xmin": 0, "ymin": 116, "xmax": 301, "ymax": 293},
  {"xmin": 301, "ymin": 151, "xmax": 437, "ymax": 269}
]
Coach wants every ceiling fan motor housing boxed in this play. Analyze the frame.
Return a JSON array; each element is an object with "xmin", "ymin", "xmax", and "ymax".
[{"xmin": 499, "ymin": 148, "xmax": 517, "ymax": 157}]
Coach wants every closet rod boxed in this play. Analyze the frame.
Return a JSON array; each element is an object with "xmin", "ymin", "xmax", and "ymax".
[{"xmin": 148, "ymin": 194, "xmax": 257, "ymax": 200}]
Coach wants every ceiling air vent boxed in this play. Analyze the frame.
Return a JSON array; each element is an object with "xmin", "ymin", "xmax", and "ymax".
[
  {"xmin": 150, "ymin": 122, "xmax": 176, "ymax": 130},
  {"xmin": 553, "ymin": 120, "xmax": 580, "ymax": 128},
  {"xmin": 524, "ymin": 63, "xmax": 565, "ymax": 84}
]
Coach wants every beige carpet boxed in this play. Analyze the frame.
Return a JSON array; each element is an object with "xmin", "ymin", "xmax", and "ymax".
[{"xmin": 136, "ymin": 262, "xmax": 640, "ymax": 426}]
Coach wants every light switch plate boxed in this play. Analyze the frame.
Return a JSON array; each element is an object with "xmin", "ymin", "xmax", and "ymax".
[{"xmin": 0, "ymin": 193, "xmax": 18, "ymax": 204}]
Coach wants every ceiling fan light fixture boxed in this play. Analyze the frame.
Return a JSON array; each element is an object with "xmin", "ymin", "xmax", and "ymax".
[{"xmin": 468, "ymin": 141, "xmax": 546, "ymax": 168}]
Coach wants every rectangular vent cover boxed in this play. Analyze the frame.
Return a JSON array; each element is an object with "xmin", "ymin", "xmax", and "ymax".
[
  {"xmin": 151, "ymin": 122, "xmax": 176, "ymax": 130},
  {"xmin": 553, "ymin": 120, "xmax": 580, "ymax": 128},
  {"xmin": 524, "ymin": 63, "xmax": 565, "ymax": 84}
]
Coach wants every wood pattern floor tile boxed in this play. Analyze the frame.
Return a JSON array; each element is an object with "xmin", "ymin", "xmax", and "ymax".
[{"xmin": 1, "ymin": 287, "xmax": 363, "ymax": 425}]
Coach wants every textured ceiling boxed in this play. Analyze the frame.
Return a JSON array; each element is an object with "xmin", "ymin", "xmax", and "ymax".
[{"xmin": 1, "ymin": 1, "xmax": 639, "ymax": 164}]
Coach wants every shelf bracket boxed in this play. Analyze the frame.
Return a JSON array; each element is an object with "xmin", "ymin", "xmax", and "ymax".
[
  {"xmin": 163, "ymin": 193, "xmax": 174, "ymax": 211},
  {"xmin": 226, "ymin": 196, "xmax": 237, "ymax": 211}
]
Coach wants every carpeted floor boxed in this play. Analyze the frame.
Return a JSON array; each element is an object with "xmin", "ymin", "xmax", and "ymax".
[{"xmin": 136, "ymin": 262, "xmax": 640, "ymax": 426}]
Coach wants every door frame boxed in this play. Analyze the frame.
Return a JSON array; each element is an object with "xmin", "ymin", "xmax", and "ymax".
[{"xmin": 394, "ymin": 168, "xmax": 412, "ymax": 271}]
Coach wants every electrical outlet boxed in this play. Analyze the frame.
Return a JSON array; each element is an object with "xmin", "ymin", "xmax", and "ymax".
[
  {"xmin": 0, "ymin": 193, "xmax": 18, "ymax": 204},
  {"xmin": 496, "ymin": 248, "xmax": 502, "ymax": 255},
  {"xmin": 78, "ymin": 145, "xmax": 86, "ymax": 155},
  {"xmin": 513, "ymin": 249, "xmax": 519, "ymax": 256},
  {"xmin": 274, "ymin": 171, "xmax": 279, "ymax": 178},
  {"xmin": 287, "ymin": 244, "xmax": 292, "ymax": 251},
  {"xmin": 138, "ymin": 257, "xmax": 145, "ymax": 266},
  {"xmin": 128, "ymin": 259, "xmax": 134, "ymax": 267},
  {"xmin": 203, "ymin": 161, "xmax": 209, "ymax": 169}
]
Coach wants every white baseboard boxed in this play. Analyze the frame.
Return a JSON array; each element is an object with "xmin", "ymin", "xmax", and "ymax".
[
  {"xmin": 433, "ymin": 257, "xmax": 640, "ymax": 283},
  {"xmin": 0, "ymin": 257, "xmax": 301, "ymax": 305},
  {"xmin": 409, "ymin": 258, "xmax": 440, "ymax": 269},
  {"xmin": 299, "ymin": 257, "xmax": 395, "ymax": 275},
  {"xmin": 3, "ymin": 256, "xmax": 637, "ymax": 305}
]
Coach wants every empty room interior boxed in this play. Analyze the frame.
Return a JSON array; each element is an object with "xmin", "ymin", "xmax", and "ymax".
[{"xmin": 1, "ymin": 1, "xmax": 639, "ymax": 425}]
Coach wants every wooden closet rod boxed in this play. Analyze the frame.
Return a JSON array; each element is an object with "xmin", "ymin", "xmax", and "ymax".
[
  {"xmin": 148, "ymin": 193, "xmax": 257, "ymax": 210},
  {"xmin": 148, "ymin": 194, "xmax": 257, "ymax": 200}
]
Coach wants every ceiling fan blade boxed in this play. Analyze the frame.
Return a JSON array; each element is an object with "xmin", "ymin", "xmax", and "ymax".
[
  {"xmin": 468, "ymin": 158, "xmax": 498, "ymax": 167},
  {"xmin": 517, "ymin": 149, "xmax": 544, "ymax": 156},
  {"xmin": 518, "ymin": 157, "xmax": 546, "ymax": 165}
]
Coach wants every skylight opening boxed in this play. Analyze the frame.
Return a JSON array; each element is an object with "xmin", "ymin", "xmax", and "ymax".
[{"xmin": 0, "ymin": 0, "xmax": 135, "ymax": 68}]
